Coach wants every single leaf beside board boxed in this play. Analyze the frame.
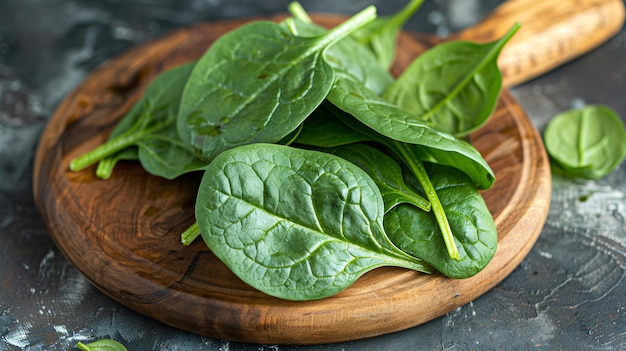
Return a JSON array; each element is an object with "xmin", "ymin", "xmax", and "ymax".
[
  {"xmin": 76, "ymin": 339, "xmax": 128, "ymax": 351},
  {"xmin": 544, "ymin": 104, "xmax": 626, "ymax": 179}
]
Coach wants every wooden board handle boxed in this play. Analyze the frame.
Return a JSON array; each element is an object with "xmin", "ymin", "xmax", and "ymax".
[{"xmin": 453, "ymin": 0, "xmax": 625, "ymax": 86}]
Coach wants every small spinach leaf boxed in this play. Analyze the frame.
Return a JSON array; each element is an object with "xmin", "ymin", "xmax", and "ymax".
[
  {"xmin": 76, "ymin": 339, "xmax": 128, "ymax": 351},
  {"xmin": 331, "ymin": 143, "xmax": 430, "ymax": 213},
  {"xmin": 351, "ymin": 0, "xmax": 424, "ymax": 70},
  {"xmin": 195, "ymin": 143, "xmax": 432, "ymax": 301},
  {"xmin": 382, "ymin": 23, "xmax": 520, "ymax": 137},
  {"xmin": 177, "ymin": 7, "xmax": 377, "ymax": 161},
  {"xmin": 385, "ymin": 163, "xmax": 497, "ymax": 279},
  {"xmin": 70, "ymin": 62, "xmax": 207, "ymax": 179},
  {"xmin": 544, "ymin": 104, "xmax": 626, "ymax": 180}
]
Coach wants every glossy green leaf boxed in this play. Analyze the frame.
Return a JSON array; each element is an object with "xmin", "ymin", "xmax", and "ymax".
[
  {"xmin": 285, "ymin": 4, "xmax": 394, "ymax": 95},
  {"xmin": 294, "ymin": 107, "xmax": 458, "ymax": 258},
  {"xmin": 76, "ymin": 339, "xmax": 128, "ymax": 351},
  {"xmin": 385, "ymin": 163, "xmax": 497, "ymax": 278},
  {"xmin": 351, "ymin": 0, "xmax": 424, "ymax": 70},
  {"xmin": 294, "ymin": 106, "xmax": 370, "ymax": 148},
  {"xmin": 327, "ymin": 75, "xmax": 495, "ymax": 190},
  {"xmin": 383, "ymin": 23, "xmax": 520, "ymax": 137},
  {"xmin": 327, "ymin": 77, "xmax": 492, "ymax": 260},
  {"xmin": 70, "ymin": 63, "xmax": 207, "ymax": 179},
  {"xmin": 136, "ymin": 125, "xmax": 208, "ymax": 179},
  {"xmin": 331, "ymin": 143, "xmax": 430, "ymax": 213},
  {"xmin": 295, "ymin": 106, "xmax": 460, "ymax": 259},
  {"xmin": 544, "ymin": 104, "xmax": 626, "ymax": 180},
  {"xmin": 277, "ymin": 123, "xmax": 304, "ymax": 146},
  {"xmin": 177, "ymin": 7, "xmax": 377, "ymax": 161},
  {"xmin": 196, "ymin": 143, "xmax": 432, "ymax": 301}
]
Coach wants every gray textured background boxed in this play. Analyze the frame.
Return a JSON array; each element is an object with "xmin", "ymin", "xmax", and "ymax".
[{"xmin": 1, "ymin": 0, "xmax": 625, "ymax": 350}]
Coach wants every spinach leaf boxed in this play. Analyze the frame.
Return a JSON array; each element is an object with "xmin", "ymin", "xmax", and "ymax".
[
  {"xmin": 286, "ymin": 111, "xmax": 433, "ymax": 223},
  {"xmin": 136, "ymin": 125, "xmax": 208, "ymax": 179},
  {"xmin": 327, "ymin": 75, "xmax": 495, "ymax": 261},
  {"xmin": 331, "ymin": 143, "xmax": 430, "ymax": 213},
  {"xmin": 195, "ymin": 143, "xmax": 432, "ymax": 301},
  {"xmin": 351, "ymin": 0, "xmax": 424, "ymax": 71},
  {"xmin": 70, "ymin": 62, "xmax": 207, "ymax": 179},
  {"xmin": 277, "ymin": 123, "xmax": 304, "ymax": 146},
  {"xmin": 294, "ymin": 105, "xmax": 370, "ymax": 148},
  {"xmin": 544, "ymin": 104, "xmax": 626, "ymax": 180},
  {"xmin": 286, "ymin": 3, "xmax": 394, "ymax": 95},
  {"xmin": 76, "ymin": 339, "xmax": 128, "ymax": 351},
  {"xmin": 177, "ymin": 7, "xmax": 377, "ymax": 161},
  {"xmin": 382, "ymin": 23, "xmax": 520, "ymax": 137},
  {"xmin": 385, "ymin": 163, "xmax": 497, "ymax": 279},
  {"xmin": 294, "ymin": 110, "xmax": 433, "ymax": 217},
  {"xmin": 327, "ymin": 75, "xmax": 495, "ymax": 190}
]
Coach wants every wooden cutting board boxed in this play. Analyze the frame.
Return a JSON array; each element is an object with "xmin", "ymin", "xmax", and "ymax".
[{"xmin": 32, "ymin": 0, "xmax": 624, "ymax": 345}]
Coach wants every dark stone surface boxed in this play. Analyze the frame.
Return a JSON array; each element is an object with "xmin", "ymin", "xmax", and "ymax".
[{"xmin": 1, "ymin": 0, "xmax": 624, "ymax": 350}]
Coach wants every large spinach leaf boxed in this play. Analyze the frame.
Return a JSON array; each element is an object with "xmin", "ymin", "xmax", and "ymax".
[
  {"xmin": 70, "ymin": 63, "xmax": 207, "ymax": 179},
  {"xmin": 177, "ymin": 7, "xmax": 376, "ymax": 161},
  {"xmin": 544, "ymin": 104, "xmax": 626, "ymax": 180},
  {"xmin": 195, "ymin": 143, "xmax": 432, "ymax": 300},
  {"xmin": 351, "ymin": 0, "xmax": 424, "ymax": 71},
  {"xmin": 382, "ymin": 24, "xmax": 520, "ymax": 137},
  {"xmin": 385, "ymin": 163, "xmax": 497, "ymax": 279}
]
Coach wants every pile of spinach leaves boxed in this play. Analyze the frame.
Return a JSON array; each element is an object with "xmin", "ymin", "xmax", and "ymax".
[{"xmin": 70, "ymin": 1, "xmax": 519, "ymax": 301}]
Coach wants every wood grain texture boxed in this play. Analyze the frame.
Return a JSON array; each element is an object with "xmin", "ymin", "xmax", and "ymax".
[
  {"xmin": 477, "ymin": 0, "xmax": 626, "ymax": 86},
  {"xmin": 31, "ymin": 15, "xmax": 555, "ymax": 345},
  {"xmin": 397, "ymin": 0, "xmax": 625, "ymax": 87}
]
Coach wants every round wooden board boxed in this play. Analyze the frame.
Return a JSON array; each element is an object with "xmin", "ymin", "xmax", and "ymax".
[{"xmin": 33, "ymin": 16, "xmax": 551, "ymax": 345}]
